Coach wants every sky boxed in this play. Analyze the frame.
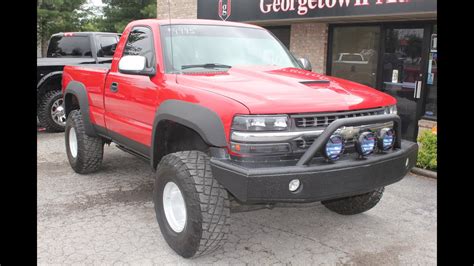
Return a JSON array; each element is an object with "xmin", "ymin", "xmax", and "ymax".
[
  {"xmin": 88, "ymin": 0, "xmax": 104, "ymax": 6},
  {"xmin": 82, "ymin": 0, "xmax": 105, "ymax": 16}
]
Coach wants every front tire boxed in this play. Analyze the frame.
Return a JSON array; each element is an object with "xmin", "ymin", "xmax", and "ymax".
[
  {"xmin": 38, "ymin": 90, "xmax": 66, "ymax": 132},
  {"xmin": 153, "ymin": 151, "xmax": 230, "ymax": 258},
  {"xmin": 65, "ymin": 110, "xmax": 104, "ymax": 174},
  {"xmin": 322, "ymin": 187, "xmax": 385, "ymax": 215}
]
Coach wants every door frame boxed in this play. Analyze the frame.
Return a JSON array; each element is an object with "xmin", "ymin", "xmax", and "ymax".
[{"xmin": 327, "ymin": 20, "xmax": 436, "ymax": 140}]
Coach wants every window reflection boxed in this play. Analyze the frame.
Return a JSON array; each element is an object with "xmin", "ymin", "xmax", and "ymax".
[
  {"xmin": 424, "ymin": 25, "xmax": 437, "ymax": 118},
  {"xmin": 330, "ymin": 26, "xmax": 380, "ymax": 88}
]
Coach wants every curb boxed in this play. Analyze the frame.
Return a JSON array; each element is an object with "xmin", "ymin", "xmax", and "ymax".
[{"xmin": 411, "ymin": 167, "xmax": 437, "ymax": 179}]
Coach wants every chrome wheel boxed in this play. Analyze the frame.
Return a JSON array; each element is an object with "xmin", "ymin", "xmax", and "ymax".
[
  {"xmin": 163, "ymin": 181, "xmax": 187, "ymax": 233},
  {"xmin": 69, "ymin": 127, "xmax": 78, "ymax": 158},
  {"xmin": 51, "ymin": 98, "xmax": 66, "ymax": 126}
]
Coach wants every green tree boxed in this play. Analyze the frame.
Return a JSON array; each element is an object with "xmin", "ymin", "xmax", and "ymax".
[
  {"xmin": 37, "ymin": 0, "xmax": 87, "ymax": 56},
  {"xmin": 100, "ymin": 0, "xmax": 157, "ymax": 33}
]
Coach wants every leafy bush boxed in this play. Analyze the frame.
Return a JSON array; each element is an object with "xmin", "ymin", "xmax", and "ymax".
[{"xmin": 416, "ymin": 130, "xmax": 437, "ymax": 171}]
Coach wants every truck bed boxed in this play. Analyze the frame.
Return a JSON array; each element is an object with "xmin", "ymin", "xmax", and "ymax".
[{"xmin": 62, "ymin": 64, "xmax": 111, "ymax": 129}]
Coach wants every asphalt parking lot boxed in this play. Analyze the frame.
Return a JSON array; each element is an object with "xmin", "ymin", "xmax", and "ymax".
[{"xmin": 38, "ymin": 131, "xmax": 437, "ymax": 265}]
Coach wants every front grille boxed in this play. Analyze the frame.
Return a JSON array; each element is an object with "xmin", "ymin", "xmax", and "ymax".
[
  {"xmin": 293, "ymin": 108, "xmax": 385, "ymax": 128},
  {"xmin": 295, "ymin": 137, "xmax": 356, "ymax": 150},
  {"xmin": 295, "ymin": 138, "xmax": 315, "ymax": 149}
]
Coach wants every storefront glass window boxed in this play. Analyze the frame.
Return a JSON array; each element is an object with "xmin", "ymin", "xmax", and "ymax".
[
  {"xmin": 330, "ymin": 26, "xmax": 380, "ymax": 88},
  {"xmin": 424, "ymin": 24, "xmax": 437, "ymax": 119}
]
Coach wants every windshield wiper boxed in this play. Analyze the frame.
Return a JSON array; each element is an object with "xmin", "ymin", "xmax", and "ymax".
[{"xmin": 181, "ymin": 63, "xmax": 232, "ymax": 70}]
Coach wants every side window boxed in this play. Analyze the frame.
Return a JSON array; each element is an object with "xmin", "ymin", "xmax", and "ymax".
[
  {"xmin": 123, "ymin": 27, "xmax": 154, "ymax": 68},
  {"xmin": 47, "ymin": 36, "xmax": 92, "ymax": 58},
  {"xmin": 96, "ymin": 35, "xmax": 119, "ymax": 57}
]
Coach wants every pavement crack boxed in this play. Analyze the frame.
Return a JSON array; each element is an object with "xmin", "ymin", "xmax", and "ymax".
[
  {"xmin": 38, "ymin": 183, "xmax": 154, "ymax": 218},
  {"xmin": 233, "ymin": 216, "xmax": 352, "ymax": 257}
]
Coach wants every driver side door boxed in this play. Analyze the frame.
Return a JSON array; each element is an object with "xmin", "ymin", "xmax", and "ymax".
[{"xmin": 104, "ymin": 26, "xmax": 159, "ymax": 157}]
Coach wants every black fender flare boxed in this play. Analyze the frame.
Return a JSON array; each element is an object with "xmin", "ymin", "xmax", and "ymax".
[
  {"xmin": 151, "ymin": 100, "xmax": 228, "ymax": 168},
  {"xmin": 63, "ymin": 81, "xmax": 97, "ymax": 137},
  {"xmin": 37, "ymin": 71, "xmax": 63, "ymax": 92}
]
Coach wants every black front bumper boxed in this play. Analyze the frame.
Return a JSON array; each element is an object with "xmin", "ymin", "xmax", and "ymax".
[
  {"xmin": 211, "ymin": 140, "xmax": 417, "ymax": 203},
  {"xmin": 210, "ymin": 114, "xmax": 418, "ymax": 203}
]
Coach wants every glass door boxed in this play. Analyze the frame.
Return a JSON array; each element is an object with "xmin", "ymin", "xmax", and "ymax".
[
  {"xmin": 380, "ymin": 26, "xmax": 427, "ymax": 141},
  {"xmin": 423, "ymin": 24, "xmax": 437, "ymax": 119},
  {"xmin": 329, "ymin": 26, "xmax": 380, "ymax": 88}
]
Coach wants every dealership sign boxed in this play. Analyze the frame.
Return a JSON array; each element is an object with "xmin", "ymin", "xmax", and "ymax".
[
  {"xmin": 197, "ymin": 0, "xmax": 437, "ymax": 22},
  {"xmin": 218, "ymin": 0, "xmax": 232, "ymax": 21}
]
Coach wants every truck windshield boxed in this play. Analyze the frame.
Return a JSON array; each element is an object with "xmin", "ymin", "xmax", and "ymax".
[
  {"xmin": 160, "ymin": 24, "xmax": 300, "ymax": 73},
  {"xmin": 47, "ymin": 36, "xmax": 92, "ymax": 58}
]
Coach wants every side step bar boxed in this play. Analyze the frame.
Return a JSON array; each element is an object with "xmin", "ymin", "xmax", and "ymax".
[{"xmin": 115, "ymin": 144, "xmax": 149, "ymax": 162}]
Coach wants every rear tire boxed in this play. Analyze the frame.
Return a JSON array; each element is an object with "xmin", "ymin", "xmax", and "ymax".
[
  {"xmin": 65, "ymin": 110, "xmax": 104, "ymax": 174},
  {"xmin": 38, "ymin": 90, "xmax": 66, "ymax": 132},
  {"xmin": 322, "ymin": 187, "xmax": 384, "ymax": 215},
  {"xmin": 153, "ymin": 151, "xmax": 230, "ymax": 258}
]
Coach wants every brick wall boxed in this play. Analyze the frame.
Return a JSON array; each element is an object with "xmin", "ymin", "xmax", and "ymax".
[
  {"xmin": 417, "ymin": 119, "xmax": 437, "ymax": 139},
  {"xmin": 289, "ymin": 23, "xmax": 328, "ymax": 74},
  {"xmin": 157, "ymin": 0, "xmax": 197, "ymax": 19}
]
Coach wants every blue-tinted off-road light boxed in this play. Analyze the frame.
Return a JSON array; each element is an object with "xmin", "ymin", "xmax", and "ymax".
[
  {"xmin": 324, "ymin": 135, "xmax": 345, "ymax": 161},
  {"xmin": 378, "ymin": 128, "xmax": 395, "ymax": 151},
  {"xmin": 356, "ymin": 131, "xmax": 376, "ymax": 157}
]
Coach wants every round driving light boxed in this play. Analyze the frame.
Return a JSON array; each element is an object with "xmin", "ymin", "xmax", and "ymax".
[
  {"xmin": 289, "ymin": 179, "xmax": 301, "ymax": 192},
  {"xmin": 324, "ymin": 135, "xmax": 345, "ymax": 161},
  {"xmin": 356, "ymin": 131, "xmax": 376, "ymax": 157},
  {"xmin": 378, "ymin": 128, "xmax": 395, "ymax": 151}
]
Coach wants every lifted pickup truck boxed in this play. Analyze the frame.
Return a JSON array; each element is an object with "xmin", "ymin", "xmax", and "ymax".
[
  {"xmin": 62, "ymin": 19, "xmax": 418, "ymax": 258},
  {"xmin": 37, "ymin": 32, "xmax": 119, "ymax": 131}
]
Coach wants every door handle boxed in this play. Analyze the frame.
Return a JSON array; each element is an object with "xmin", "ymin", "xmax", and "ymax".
[
  {"xmin": 414, "ymin": 81, "xmax": 422, "ymax": 99},
  {"xmin": 110, "ymin": 82, "xmax": 119, "ymax": 93}
]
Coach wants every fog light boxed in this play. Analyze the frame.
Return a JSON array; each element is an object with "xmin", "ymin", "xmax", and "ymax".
[
  {"xmin": 378, "ymin": 128, "xmax": 395, "ymax": 151},
  {"xmin": 324, "ymin": 135, "xmax": 345, "ymax": 161},
  {"xmin": 356, "ymin": 131, "xmax": 376, "ymax": 157},
  {"xmin": 289, "ymin": 179, "xmax": 301, "ymax": 192}
]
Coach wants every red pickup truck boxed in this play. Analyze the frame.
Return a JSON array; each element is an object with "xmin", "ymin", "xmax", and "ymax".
[{"xmin": 62, "ymin": 19, "xmax": 418, "ymax": 258}]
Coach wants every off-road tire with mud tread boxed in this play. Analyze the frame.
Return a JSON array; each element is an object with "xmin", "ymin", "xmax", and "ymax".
[
  {"xmin": 153, "ymin": 151, "xmax": 230, "ymax": 258},
  {"xmin": 38, "ymin": 90, "xmax": 66, "ymax": 132},
  {"xmin": 65, "ymin": 110, "xmax": 104, "ymax": 174},
  {"xmin": 322, "ymin": 187, "xmax": 385, "ymax": 215}
]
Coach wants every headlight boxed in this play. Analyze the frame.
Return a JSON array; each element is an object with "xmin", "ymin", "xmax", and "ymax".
[
  {"xmin": 377, "ymin": 128, "xmax": 395, "ymax": 151},
  {"xmin": 384, "ymin": 105, "xmax": 397, "ymax": 115},
  {"xmin": 324, "ymin": 135, "xmax": 345, "ymax": 161},
  {"xmin": 232, "ymin": 115, "xmax": 289, "ymax": 131},
  {"xmin": 355, "ymin": 131, "xmax": 376, "ymax": 157}
]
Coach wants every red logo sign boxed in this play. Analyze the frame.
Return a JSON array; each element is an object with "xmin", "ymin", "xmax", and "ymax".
[{"xmin": 218, "ymin": 0, "xmax": 232, "ymax": 21}]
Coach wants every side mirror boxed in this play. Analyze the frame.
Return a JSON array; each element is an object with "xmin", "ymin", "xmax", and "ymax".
[
  {"xmin": 118, "ymin": 55, "xmax": 155, "ymax": 76},
  {"xmin": 298, "ymin": 57, "xmax": 312, "ymax": 72}
]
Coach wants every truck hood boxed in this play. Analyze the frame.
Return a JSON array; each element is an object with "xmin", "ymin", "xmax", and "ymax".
[{"xmin": 176, "ymin": 66, "xmax": 396, "ymax": 114}]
